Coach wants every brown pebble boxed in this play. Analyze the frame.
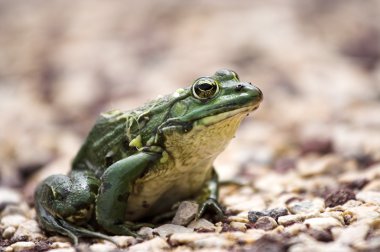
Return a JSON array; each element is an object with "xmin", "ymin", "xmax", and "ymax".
[
  {"xmin": 300, "ymin": 138, "xmax": 333, "ymax": 155},
  {"xmin": 247, "ymin": 235, "xmax": 288, "ymax": 252},
  {"xmin": 307, "ymin": 228, "xmax": 334, "ymax": 242},
  {"xmin": 254, "ymin": 216, "xmax": 278, "ymax": 231},
  {"xmin": 325, "ymin": 188, "xmax": 356, "ymax": 208}
]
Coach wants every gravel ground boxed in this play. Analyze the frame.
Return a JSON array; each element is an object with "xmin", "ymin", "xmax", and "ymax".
[{"xmin": 1, "ymin": 1, "xmax": 380, "ymax": 251}]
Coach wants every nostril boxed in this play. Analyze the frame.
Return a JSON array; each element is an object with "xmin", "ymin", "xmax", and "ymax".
[{"xmin": 235, "ymin": 84, "xmax": 244, "ymax": 92}]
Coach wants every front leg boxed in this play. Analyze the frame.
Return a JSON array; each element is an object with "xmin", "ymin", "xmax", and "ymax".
[
  {"xmin": 96, "ymin": 151, "xmax": 159, "ymax": 235},
  {"xmin": 197, "ymin": 168, "xmax": 224, "ymax": 219}
]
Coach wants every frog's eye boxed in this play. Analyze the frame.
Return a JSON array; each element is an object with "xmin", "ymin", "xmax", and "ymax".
[{"xmin": 192, "ymin": 78, "xmax": 219, "ymax": 100}]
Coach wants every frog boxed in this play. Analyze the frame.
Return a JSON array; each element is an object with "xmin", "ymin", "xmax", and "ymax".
[{"xmin": 34, "ymin": 69, "xmax": 263, "ymax": 245}]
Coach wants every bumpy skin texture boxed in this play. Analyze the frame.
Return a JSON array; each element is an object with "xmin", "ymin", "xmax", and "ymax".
[{"xmin": 34, "ymin": 69, "xmax": 263, "ymax": 245}]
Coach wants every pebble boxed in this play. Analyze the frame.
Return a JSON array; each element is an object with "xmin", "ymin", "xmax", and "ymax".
[
  {"xmin": 253, "ymin": 216, "xmax": 278, "ymax": 231},
  {"xmin": 347, "ymin": 205, "xmax": 380, "ymax": 222},
  {"xmin": 47, "ymin": 249, "xmax": 76, "ymax": 252},
  {"xmin": 10, "ymin": 241, "xmax": 35, "ymax": 252},
  {"xmin": 225, "ymin": 195, "xmax": 266, "ymax": 212},
  {"xmin": 0, "ymin": 214, "xmax": 27, "ymax": 227},
  {"xmin": 297, "ymin": 155, "xmax": 341, "ymax": 177},
  {"xmin": 128, "ymin": 237, "xmax": 170, "ymax": 252},
  {"xmin": 284, "ymin": 223, "xmax": 307, "ymax": 236},
  {"xmin": 89, "ymin": 242, "xmax": 117, "ymax": 252},
  {"xmin": 361, "ymin": 178, "xmax": 380, "ymax": 191},
  {"xmin": 304, "ymin": 217, "xmax": 343, "ymax": 230},
  {"xmin": 172, "ymin": 201, "xmax": 199, "ymax": 226},
  {"xmin": 49, "ymin": 242, "xmax": 72, "ymax": 249},
  {"xmin": 287, "ymin": 199, "xmax": 324, "ymax": 214},
  {"xmin": 356, "ymin": 191, "xmax": 380, "ymax": 205},
  {"xmin": 325, "ymin": 188, "xmax": 356, "ymax": 207},
  {"xmin": 153, "ymin": 224, "xmax": 193, "ymax": 238},
  {"xmin": 336, "ymin": 223, "xmax": 370, "ymax": 245},
  {"xmin": 137, "ymin": 227, "xmax": 154, "ymax": 239},
  {"xmin": 188, "ymin": 218, "xmax": 216, "ymax": 232},
  {"xmin": 193, "ymin": 236, "xmax": 233, "ymax": 249},
  {"xmin": 229, "ymin": 221, "xmax": 247, "ymax": 232},
  {"xmin": 112, "ymin": 235, "xmax": 137, "ymax": 247},
  {"xmin": 169, "ymin": 232, "xmax": 215, "ymax": 246},
  {"xmin": 13, "ymin": 219, "xmax": 44, "ymax": 240},
  {"xmin": 248, "ymin": 207, "xmax": 288, "ymax": 222},
  {"xmin": 0, "ymin": 187, "xmax": 22, "ymax": 206},
  {"xmin": 2, "ymin": 226, "xmax": 16, "ymax": 239},
  {"xmin": 278, "ymin": 214, "xmax": 304, "ymax": 226}
]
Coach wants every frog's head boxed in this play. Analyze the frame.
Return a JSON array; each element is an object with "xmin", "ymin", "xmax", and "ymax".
[
  {"xmin": 155, "ymin": 69, "xmax": 262, "ymax": 156},
  {"xmin": 160, "ymin": 69, "xmax": 262, "ymax": 130}
]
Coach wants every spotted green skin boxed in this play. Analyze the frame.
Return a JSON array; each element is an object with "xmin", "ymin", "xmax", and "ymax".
[{"xmin": 34, "ymin": 69, "xmax": 263, "ymax": 245}]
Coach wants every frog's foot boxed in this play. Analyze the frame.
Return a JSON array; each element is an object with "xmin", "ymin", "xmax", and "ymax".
[
  {"xmin": 36, "ymin": 199, "xmax": 116, "ymax": 246},
  {"xmin": 197, "ymin": 198, "xmax": 225, "ymax": 220}
]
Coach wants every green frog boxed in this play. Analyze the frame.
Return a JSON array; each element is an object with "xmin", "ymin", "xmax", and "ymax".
[{"xmin": 34, "ymin": 69, "xmax": 263, "ymax": 245}]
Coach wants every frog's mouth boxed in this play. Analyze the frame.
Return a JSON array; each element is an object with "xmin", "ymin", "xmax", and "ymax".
[{"xmin": 195, "ymin": 104, "xmax": 260, "ymax": 126}]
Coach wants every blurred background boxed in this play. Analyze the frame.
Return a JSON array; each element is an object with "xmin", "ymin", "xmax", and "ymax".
[{"xmin": 0, "ymin": 0, "xmax": 379, "ymax": 195}]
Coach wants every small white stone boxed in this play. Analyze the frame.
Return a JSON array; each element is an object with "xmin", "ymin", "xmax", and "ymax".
[
  {"xmin": 348, "ymin": 204, "xmax": 380, "ymax": 222},
  {"xmin": 297, "ymin": 155, "xmax": 341, "ymax": 177},
  {"xmin": 230, "ymin": 221, "xmax": 247, "ymax": 232},
  {"xmin": 10, "ymin": 241, "xmax": 35, "ymax": 252},
  {"xmin": 13, "ymin": 219, "xmax": 44, "ymax": 240},
  {"xmin": 362, "ymin": 179, "xmax": 380, "ymax": 191},
  {"xmin": 0, "ymin": 187, "xmax": 22, "ymax": 205},
  {"xmin": 287, "ymin": 199, "xmax": 325, "ymax": 214},
  {"xmin": 47, "ymin": 249, "xmax": 76, "ymax": 252},
  {"xmin": 304, "ymin": 217, "xmax": 342, "ymax": 230},
  {"xmin": 278, "ymin": 214, "xmax": 304, "ymax": 226},
  {"xmin": 284, "ymin": 223, "xmax": 307, "ymax": 236},
  {"xmin": 2, "ymin": 226, "xmax": 16, "ymax": 239},
  {"xmin": 0, "ymin": 215, "xmax": 27, "ymax": 227},
  {"xmin": 153, "ymin": 224, "xmax": 193, "ymax": 238},
  {"xmin": 128, "ymin": 237, "xmax": 169, "ymax": 252},
  {"xmin": 194, "ymin": 236, "xmax": 233, "ymax": 249},
  {"xmin": 356, "ymin": 191, "xmax": 380, "ymax": 205},
  {"xmin": 89, "ymin": 242, "xmax": 117, "ymax": 252},
  {"xmin": 169, "ymin": 232, "xmax": 215, "ymax": 245},
  {"xmin": 336, "ymin": 223, "xmax": 370, "ymax": 245},
  {"xmin": 111, "ymin": 236, "xmax": 136, "ymax": 247},
  {"xmin": 137, "ymin": 227, "xmax": 154, "ymax": 239},
  {"xmin": 49, "ymin": 242, "xmax": 72, "ymax": 249},
  {"xmin": 188, "ymin": 218, "xmax": 216, "ymax": 232}
]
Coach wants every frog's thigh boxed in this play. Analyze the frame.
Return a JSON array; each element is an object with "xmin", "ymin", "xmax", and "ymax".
[{"xmin": 96, "ymin": 152, "xmax": 159, "ymax": 235}]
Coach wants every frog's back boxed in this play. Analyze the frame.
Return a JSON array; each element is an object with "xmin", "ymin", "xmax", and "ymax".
[{"xmin": 72, "ymin": 110, "xmax": 131, "ymax": 177}]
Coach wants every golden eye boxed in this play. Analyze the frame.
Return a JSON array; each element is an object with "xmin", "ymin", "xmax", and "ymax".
[{"xmin": 192, "ymin": 78, "xmax": 219, "ymax": 100}]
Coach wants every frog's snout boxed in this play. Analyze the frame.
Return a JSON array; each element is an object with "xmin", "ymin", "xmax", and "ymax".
[{"xmin": 235, "ymin": 82, "xmax": 263, "ymax": 104}]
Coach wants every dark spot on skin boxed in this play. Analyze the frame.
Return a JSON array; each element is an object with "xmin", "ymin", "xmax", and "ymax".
[
  {"xmin": 105, "ymin": 151, "xmax": 114, "ymax": 167},
  {"xmin": 122, "ymin": 139, "xmax": 130, "ymax": 150},
  {"xmin": 182, "ymin": 123, "xmax": 193, "ymax": 133},
  {"xmin": 117, "ymin": 192, "xmax": 130, "ymax": 202}
]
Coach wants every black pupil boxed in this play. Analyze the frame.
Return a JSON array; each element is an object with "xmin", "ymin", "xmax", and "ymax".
[{"xmin": 195, "ymin": 82, "xmax": 217, "ymax": 99}]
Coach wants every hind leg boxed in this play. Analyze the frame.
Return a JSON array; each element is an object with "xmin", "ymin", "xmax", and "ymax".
[{"xmin": 34, "ymin": 171, "xmax": 115, "ymax": 245}]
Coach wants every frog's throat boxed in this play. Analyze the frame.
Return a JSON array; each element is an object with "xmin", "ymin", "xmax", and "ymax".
[{"xmin": 195, "ymin": 104, "xmax": 259, "ymax": 126}]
